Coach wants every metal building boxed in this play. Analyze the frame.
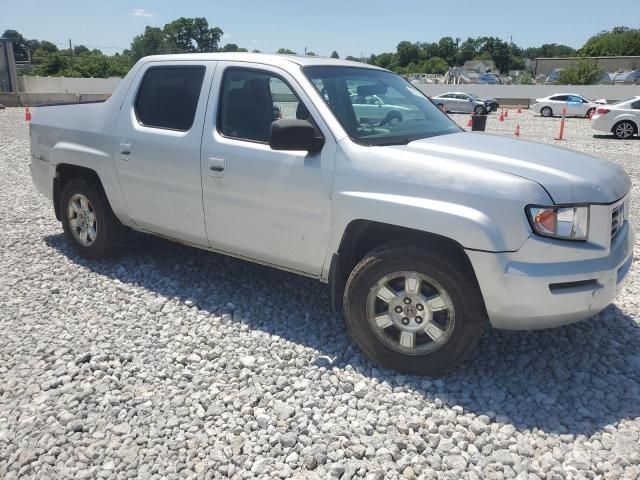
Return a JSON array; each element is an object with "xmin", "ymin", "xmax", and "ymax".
[{"xmin": 0, "ymin": 39, "xmax": 19, "ymax": 93}]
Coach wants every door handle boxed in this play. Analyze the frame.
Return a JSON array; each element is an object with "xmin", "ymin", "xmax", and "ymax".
[
  {"xmin": 120, "ymin": 142, "xmax": 133, "ymax": 156},
  {"xmin": 208, "ymin": 157, "xmax": 226, "ymax": 175}
]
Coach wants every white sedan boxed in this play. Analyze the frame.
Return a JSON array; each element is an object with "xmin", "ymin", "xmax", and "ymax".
[
  {"xmin": 532, "ymin": 94, "xmax": 605, "ymax": 118},
  {"xmin": 591, "ymin": 96, "xmax": 640, "ymax": 139}
]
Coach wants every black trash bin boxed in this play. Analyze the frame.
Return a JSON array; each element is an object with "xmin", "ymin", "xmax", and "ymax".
[{"xmin": 471, "ymin": 114, "xmax": 487, "ymax": 131}]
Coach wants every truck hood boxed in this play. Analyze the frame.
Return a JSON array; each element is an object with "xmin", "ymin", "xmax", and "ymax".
[{"xmin": 391, "ymin": 132, "xmax": 630, "ymax": 204}]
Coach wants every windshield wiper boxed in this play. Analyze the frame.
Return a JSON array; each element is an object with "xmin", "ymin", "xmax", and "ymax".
[{"xmin": 373, "ymin": 138, "xmax": 414, "ymax": 146}]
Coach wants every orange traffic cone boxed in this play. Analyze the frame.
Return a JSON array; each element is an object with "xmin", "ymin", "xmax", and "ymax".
[
  {"xmin": 504, "ymin": 108, "xmax": 509, "ymax": 118},
  {"xmin": 588, "ymin": 109, "xmax": 594, "ymax": 120},
  {"xmin": 514, "ymin": 124, "xmax": 520, "ymax": 137},
  {"xmin": 517, "ymin": 105, "xmax": 522, "ymax": 114},
  {"xmin": 467, "ymin": 115, "xmax": 473, "ymax": 127},
  {"xmin": 555, "ymin": 109, "xmax": 567, "ymax": 140},
  {"xmin": 499, "ymin": 110, "xmax": 504, "ymax": 122},
  {"xmin": 25, "ymin": 106, "xmax": 31, "ymax": 122}
]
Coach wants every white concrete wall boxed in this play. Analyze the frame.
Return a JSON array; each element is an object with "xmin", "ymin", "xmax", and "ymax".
[
  {"xmin": 415, "ymin": 84, "xmax": 640, "ymax": 102},
  {"xmin": 17, "ymin": 76, "xmax": 121, "ymax": 94},
  {"xmin": 13, "ymin": 75, "xmax": 640, "ymax": 101}
]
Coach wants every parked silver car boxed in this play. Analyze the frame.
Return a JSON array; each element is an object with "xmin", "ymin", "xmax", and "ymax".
[{"xmin": 431, "ymin": 92, "xmax": 488, "ymax": 114}]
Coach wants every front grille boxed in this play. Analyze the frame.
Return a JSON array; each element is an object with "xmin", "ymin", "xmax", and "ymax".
[{"xmin": 611, "ymin": 202, "xmax": 624, "ymax": 239}]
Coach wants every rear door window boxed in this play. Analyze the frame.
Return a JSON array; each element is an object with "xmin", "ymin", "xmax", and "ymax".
[{"xmin": 135, "ymin": 66, "xmax": 205, "ymax": 131}]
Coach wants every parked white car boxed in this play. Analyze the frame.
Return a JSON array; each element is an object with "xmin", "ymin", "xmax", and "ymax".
[
  {"xmin": 532, "ymin": 94, "xmax": 606, "ymax": 118},
  {"xmin": 591, "ymin": 96, "xmax": 640, "ymax": 139},
  {"xmin": 28, "ymin": 54, "xmax": 634, "ymax": 375}
]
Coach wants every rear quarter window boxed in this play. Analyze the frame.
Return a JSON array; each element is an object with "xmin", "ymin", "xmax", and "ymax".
[{"xmin": 135, "ymin": 66, "xmax": 205, "ymax": 131}]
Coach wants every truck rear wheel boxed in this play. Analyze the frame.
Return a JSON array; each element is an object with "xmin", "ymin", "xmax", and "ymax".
[
  {"xmin": 60, "ymin": 178, "xmax": 125, "ymax": 260},
  {"xmin": 343, "ymin": 243, "xmax": 485, "ymax": 376}
]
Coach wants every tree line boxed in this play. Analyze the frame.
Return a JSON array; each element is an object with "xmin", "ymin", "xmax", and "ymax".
[{"xmin": 2, "ymin": 21, "xmax": 639, "ymax": 79}]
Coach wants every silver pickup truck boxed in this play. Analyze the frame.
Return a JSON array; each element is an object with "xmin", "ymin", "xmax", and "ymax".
[{"xmin": 29, "ymin": 53, "xmax": 634, "ymax": 375}]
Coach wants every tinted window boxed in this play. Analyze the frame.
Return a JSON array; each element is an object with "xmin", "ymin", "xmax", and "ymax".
[
  {"xmin": 219, "ymin": 68, "xmax": 306, "ymax": 142},
  {"xmin": 632, "ymin": 100, "xmax": 640, "ymax": 109},
  {"xmin": 135, "ymin": 66, "xmax": 205, "ymax": 131},
  {"xmin": 551, "ymin": 95, "xmax": 568, "ymax": 101}
]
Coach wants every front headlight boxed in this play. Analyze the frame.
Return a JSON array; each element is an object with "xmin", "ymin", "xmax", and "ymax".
[{"xmin": 526, "ymin": 205, "xmax": 589, "ymax": 241}]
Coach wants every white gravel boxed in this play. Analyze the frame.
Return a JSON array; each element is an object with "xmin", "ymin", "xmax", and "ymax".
[{"xmin": 1, "ymin": 107, "xmax": 639, "ymax": 479}]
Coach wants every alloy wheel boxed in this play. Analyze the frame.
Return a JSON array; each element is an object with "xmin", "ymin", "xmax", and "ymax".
[
  {"xmin": 67, "ymin": 193, "xmax": 98, "ymax": 246},
  {"xmin": 366, "ymin": 271, "xmax": 455, "ymax": 355},
  {"xmin": 615, "ymin": 122, "xmax": 634, "ymax": 139}
]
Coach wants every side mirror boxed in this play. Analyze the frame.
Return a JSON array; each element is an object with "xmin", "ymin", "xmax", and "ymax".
[{"xmin": 269, "ymin": 119, "xmax": 324, "ymax": 152}]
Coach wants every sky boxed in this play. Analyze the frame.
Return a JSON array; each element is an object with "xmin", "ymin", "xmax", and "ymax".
[{"xmin": 2, "ymin": 0, "xmax": 635, "ymax": 57}]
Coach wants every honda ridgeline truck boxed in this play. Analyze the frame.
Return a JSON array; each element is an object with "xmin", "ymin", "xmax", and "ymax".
[{"xmin": 29, "ymin": 54, "xmax": 634, "ymax": 375}]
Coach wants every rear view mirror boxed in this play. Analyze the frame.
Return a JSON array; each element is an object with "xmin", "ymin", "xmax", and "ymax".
[{"xmin": 269, "ymin": 119, "xmax": 324, "ymax": 152}]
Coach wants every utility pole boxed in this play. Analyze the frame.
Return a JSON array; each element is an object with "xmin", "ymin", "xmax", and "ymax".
[
  {"xmin": 507, "ymin": 35, "xmax": 512, "ymax": 75},
  {"xmin": 69, "ymin": 39, "xmax": 73, "ymax": 67}
]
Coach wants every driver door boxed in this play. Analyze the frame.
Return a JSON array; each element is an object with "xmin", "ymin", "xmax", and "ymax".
[{"xmin": 200, "ymin": 62, "xmax": 336, "ymax": 275}]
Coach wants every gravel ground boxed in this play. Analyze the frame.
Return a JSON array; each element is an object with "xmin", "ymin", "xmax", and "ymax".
[{"xmin": 1, "ymin": 107, "xmax": 639, "ymax": 480}]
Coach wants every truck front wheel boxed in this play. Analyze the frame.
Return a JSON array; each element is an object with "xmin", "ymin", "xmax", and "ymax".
[
  {"xmin": 343, "ymin": 243, "xmax": 485, "ymax": 376},
  {"xmin": 60, "ymin": 178, "xmax": 125, "ymax": 260}
]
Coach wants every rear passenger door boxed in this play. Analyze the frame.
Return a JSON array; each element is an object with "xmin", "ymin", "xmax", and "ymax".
[
  {"xmin": 200, "ymin": 62, "xmax": 336, "ymax": 275},
  {"xmin": 114, "ymin": 61, "xmax": 215, "ymax": 246}
]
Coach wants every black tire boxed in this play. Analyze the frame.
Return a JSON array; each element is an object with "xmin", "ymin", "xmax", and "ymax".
[
  {"xmin": 540, "ymin": 106, "xmax": 553, "ymax": 118},
  {"xmin": 436, "ymin": 103, "xmax": 445, "ymax": 112},
  {"xmin": 612, "ymin": 120, "xmax": 637, "ymax": 139},
  {"xmin": 343, "ymin": 243, "xmax": 486, "ymax": 376},
  {"xmin": 474, "ymin": 105, "xmax": 485, "ymax": 115},
  {"xmin": 60, "ymin": 178, "xmax": 126, "ymax": 260},
  {"xmin": 586, "ymin": 107, "xmax": 596, "ymax": 118}
]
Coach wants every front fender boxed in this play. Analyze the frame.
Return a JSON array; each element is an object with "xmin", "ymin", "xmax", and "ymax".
[{"xmin": 329, "ymin": 191, "xmax": 531, "ymax": 256}]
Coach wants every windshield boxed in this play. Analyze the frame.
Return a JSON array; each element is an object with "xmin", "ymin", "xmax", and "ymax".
[{"xmin": 303, "ymin": 66, "xmax": 461, "ymax": 146}]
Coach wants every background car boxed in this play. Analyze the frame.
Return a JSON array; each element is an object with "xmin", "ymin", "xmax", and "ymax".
[
  {"xmin": 591, "ymin": 96, "xmax": 640, "ymax": 139},
  {"xmin": 468, "ymin": 93, "xmax": 499, "ymax": 112},
  {"xmin": 431, "ymin": 92, "xmax": 488, "ymax": 114},
  {"xmin": 532, "ymin": 94, "xmax": 606, "ymax": 118},
  {"xmin": 350, "ymin": 90, "xmax": 425, "ymax": 125}
]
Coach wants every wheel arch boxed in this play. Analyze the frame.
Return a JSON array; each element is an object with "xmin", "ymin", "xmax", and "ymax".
[
  {"xmin": 329, "ymin": 220, "xmax": 482, "ymax": 313},
  {"xmin": 54, "ymin": 164, "xmax": 104, "ymax": 221}
]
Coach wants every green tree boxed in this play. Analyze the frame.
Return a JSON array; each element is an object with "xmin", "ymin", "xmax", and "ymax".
[
  {"xmin": 330, "ymin": 50, "xmax": 339, "ymax": 59},
  {"xmin": 580, "ymin": 27, "xmax": 640, "ymax": 56},
  {"xmin": 222, "ymin": 43, "xmax": 239, "ymax": 51},
  {"xmin": 73, "ymin": 45, "xmax": 90, "ymax": 56},
  {"xmin": 396, "ymin": 41, "xmax": 420, "ymax": 67},
  {"xmin": 306, "ymin": 51, "xmax": 317, "ymax": 56},
  {"xmin": 345, "ymin": 55, "xmax": 361, "ymax": 62},
  {"xmin": 2, "ymin": 29, "xmax": 29, "ymax": 61},
  {"xmin": 251, "ymin": 49, "xmax": 261, "ymax": 53},
  {"xmin": 523, "ymin": 43, "xmax": 576, "ymax": 58},
  {"xmin": 276, "ymin": 48, "xmax": 296, "ymax": 54},
  {"xmin": 557, "ymin": 59, "xmax": 603, "ymax": 85},
  {"xmin": 423, "ymin": 56, "xmax": 448, "ymax": 74},
  {"xmin": 513, "ymin": 72, "xmax": 534, "ymax": 84},
  {"xmin": 373, "ymin": 52, "xmax": 394, "ymax": 69},
  {"xmin": 163, "ymin": 17, "xmax": 223, "ymax": 53},
  {"xmin": 129, "ymin": 26, "xmax": 173, "ymax": 62}
]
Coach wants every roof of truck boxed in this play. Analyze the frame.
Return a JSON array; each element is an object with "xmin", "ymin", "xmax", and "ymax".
[{"xmin": 138, "ymin": 52, "xmax": 385, "ymax": 70}]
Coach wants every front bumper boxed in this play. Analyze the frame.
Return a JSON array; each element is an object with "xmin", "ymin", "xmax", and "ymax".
[{"xmin": 467, "ymin": 218, "xmax": 635, "ymax": 330}]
